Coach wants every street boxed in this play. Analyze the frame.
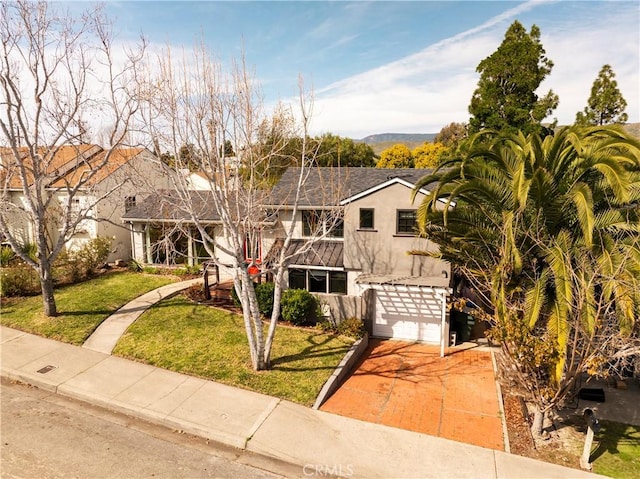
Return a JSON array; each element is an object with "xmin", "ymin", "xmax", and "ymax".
[{"xmin": 0, "ymin": 379, "xmax": 289, "ymax": 479}]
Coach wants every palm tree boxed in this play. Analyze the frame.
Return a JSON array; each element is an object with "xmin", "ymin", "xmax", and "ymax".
[{"xmin": 413, "ymin": 125, "xmax": 640, "ymax": 435}]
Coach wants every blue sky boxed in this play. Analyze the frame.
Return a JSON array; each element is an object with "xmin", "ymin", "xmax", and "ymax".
[{"xmin": 100, "ymin": 0, "xmax": 639, "ymax": 138}]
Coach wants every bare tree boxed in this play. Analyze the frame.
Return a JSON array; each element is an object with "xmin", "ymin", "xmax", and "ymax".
[
  {"xmin": 137, "ymin": 42, "xmax": 343, "ymax": 370},
  {"xmin": 0, "ymin": 1, "xmax": 145, "ymax": 316}
]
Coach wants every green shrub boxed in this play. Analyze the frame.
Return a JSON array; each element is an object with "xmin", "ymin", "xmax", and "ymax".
[
  {"xmin": 255, "ymin": 282, "xmax": 275, "ymax": 316},
  {"xmin": 20, "ymin": 242, "xmax": 38, "ymax": 262},
  {"xmin": 337, "ymin": 317, "xmax": 366, "ymax": 339},
  {"xmin": 280, "ymin": 289, "xmax": 318, "ymax": 325},
  {"xmin": 231, "ymin": 281, "xmax": 275, "ymax": 317},
  {"xmin": 175, "ymin": 265, "xmax": 202, "ymax": 276},
  {"xmin": 230, "ymin": 282, "xmax": 241, "ymax": 307},
  {"xmin": 0, "ymin": 264, "xmax": 39, "ymax": 296},
  {"xmin": 128, "ymin": 259, "xmax": 143, "ymax": 272},
  {"xmin": 73, "ymin": 236, "xmax": 112, "ymax": 275},
  {"xmin": 143, "ymin": 266, "xmax": 159, "ymax": 274},
  {"xmin": 316, "ymin": 319, "xmax": 336, "ymax": 332},
  {"xmin": 0, "ymin": 246, "xmax": 16, "ymax": 267}
]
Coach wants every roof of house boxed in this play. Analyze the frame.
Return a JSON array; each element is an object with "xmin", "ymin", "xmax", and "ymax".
[
  {"xmin": 1, "ymin": 144, "xmax": 149, "ymax": 190},
  {"xmin": 267, "ymin": 167, "xmax": 435, "ymax": 207},
  {"xmin": 121, "ymin": 190, "xmax": 223, "ymax": 223},
  {"xmin": 285, "ymin": 239, "xmax": 344, "ymax": 268},
  {"xmin": 49, "ymin": 148, "xmax": 147, "ymax": 187}
]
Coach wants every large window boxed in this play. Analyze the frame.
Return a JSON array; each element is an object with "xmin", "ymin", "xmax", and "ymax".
[
  {"xmin": 359, "ymin": 208, "xmax": 374, "ymax": 229},
  {"xmin": 302, "ymin": 210, "xmax": 343, "ymax": 238},
  {"xmin": 396, "ymin": 209, "xmax": 417, "ymax": 235},
  {"xmin": 288, "ymin": 268, "xmax": 347, "ymax": 294}
]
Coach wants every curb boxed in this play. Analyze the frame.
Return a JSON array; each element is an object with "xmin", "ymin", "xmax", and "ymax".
[{"xmin": 312, "ymin": 333, "xmax": 369, "ymax": 410}]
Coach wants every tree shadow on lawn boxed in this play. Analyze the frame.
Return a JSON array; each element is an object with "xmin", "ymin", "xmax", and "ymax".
[
  {"xmin": 589, "ymin": 420, "xmax": 639, "ymax": 463},
  {"xmin": 270, "ymin": 333, "xmax": 352, "ymax": 372}
]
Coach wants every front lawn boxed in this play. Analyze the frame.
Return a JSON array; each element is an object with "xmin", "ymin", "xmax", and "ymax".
[
  {"xmin": 114, "ymin": 295, "xmax": 355, "ymax": 406},
  {"xmin": 591, "ymin": 421, "xmax": 640, "ymax": 479},
  {"xmin": 0, "ymin": 272, "xmax": 175, "ymax": 344}
]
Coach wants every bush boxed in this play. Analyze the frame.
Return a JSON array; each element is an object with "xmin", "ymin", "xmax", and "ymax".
[
  {"xmin": 337, "ymin": 317, "xmax": 366, "ymax": 339},
  {"xmin": 255, "ymin": 282, "xmax": 275, "ymax": 316},
  {"xmin": 0, "ymin": 264, "xmax": 39, "ymax": 297},
  {"xmin": 280, "ymin": 289, "xmax": 318, "ymax": 326},
  {"xmin": 128, "ymin": 259, "xmax": 143, "ymax": 272},
  {"xmin": 73, "ymin": 236, "xmax": 112, "ymax": 275},
  {"xmin": 231, "ymin": 281, "xmax": 276, "ymax": 317},
  {"xmin": 0, "ymin": 246, "xmax": 16, "ymax": 267},
  {"xmin": 20, "ymin": 242, "xmax": 38, "ymax": 262}
]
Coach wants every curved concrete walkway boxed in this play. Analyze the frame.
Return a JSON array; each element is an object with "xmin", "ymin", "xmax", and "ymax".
[{"xmin": 82, "ymin": 278, "xmax": 202, "ymax": 354}]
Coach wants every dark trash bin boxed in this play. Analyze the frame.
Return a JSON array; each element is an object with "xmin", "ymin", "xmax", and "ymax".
[
  {"xmin": 451, "ymin": 309, "xmax": 475, "ymax": 343},
  {"xmin": 579, "ymin": 388, "xmax": 605, "ymax": 402}
]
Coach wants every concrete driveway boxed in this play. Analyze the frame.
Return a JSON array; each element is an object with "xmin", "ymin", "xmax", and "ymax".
[{"xmin": 320, "ymin": 339, "xmax": 505, "ymax": 451}]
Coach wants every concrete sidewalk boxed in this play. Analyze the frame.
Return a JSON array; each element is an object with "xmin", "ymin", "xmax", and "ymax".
[
  {"xmin": 1, "ymin": 325, "xmax": 603, "ymax": 479},
  {"xmin": 82, "ymin": 278, "xmax": 202, "ymax": 354}
]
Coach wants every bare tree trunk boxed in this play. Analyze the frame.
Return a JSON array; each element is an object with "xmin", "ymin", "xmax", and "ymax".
[
  {"xmin": 530, "ymin": 406, "xmax": 545, "ymax": 438},
  {"xmin": 39, "ymin": 259, "xmax": 57, "ymax": 317}
]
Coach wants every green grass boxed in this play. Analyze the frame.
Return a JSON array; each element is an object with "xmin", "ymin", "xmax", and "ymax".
[
  {"xmin": 113, "ymin": 295, "xmax": 354, "ymax": 406},
  {"xmin": 591, "ymin": 420, "xmax": 640, "ymax": 479},
  {"xmin": 0, "ymin": 272, "xmax": 174, "ymax": 344}
]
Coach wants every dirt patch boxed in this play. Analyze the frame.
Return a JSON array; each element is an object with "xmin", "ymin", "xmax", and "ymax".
[{"xmin": 501, "ymin": 382, "xmax": 587, "ymax": 470}]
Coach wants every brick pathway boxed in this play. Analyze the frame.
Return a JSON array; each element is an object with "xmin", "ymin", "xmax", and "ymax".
[{"xmin": 320, "ymin": 339, "xmax": 505, "ymax": 451}]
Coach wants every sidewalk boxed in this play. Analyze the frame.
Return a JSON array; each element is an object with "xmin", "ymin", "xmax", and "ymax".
[
  {"xmin": 1, "ymin": 325, "xmax": 604, "ymax": 478},
  {"xmin": 82, "ymin": 278, "xmax": 202, "ymax": 354}
]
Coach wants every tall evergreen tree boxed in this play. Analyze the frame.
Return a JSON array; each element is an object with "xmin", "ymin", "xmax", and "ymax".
[
  {"xmin": 468, "ymin": 21, "xmax": 559, "ymax": 135},
  {"xmin": 576, "ymin": 64, "xmax": 628, "ymax": 126}
]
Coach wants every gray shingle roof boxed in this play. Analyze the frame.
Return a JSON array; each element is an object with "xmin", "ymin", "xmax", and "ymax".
[
  {"xmin": 121, "ymin": 190, "xmax": 223, "ymax": 223},
  {"xmin": 268, "ymin": 167, "xmax": 434, "ymax": 207}
]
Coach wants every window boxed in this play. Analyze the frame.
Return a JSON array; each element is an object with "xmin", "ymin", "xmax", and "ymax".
[
  {"xmin": 302, "ymin": 210, "xmax": 320, "ymax": 237},
  {"xmin": 329, "ymin": 271, "xmax": 347, "ymax": 294},
  {"xmin": 244, "ymin": 234, "xmax": 261, "ymax": 262},
  {"xmin": 302, "ymin": 210, "xmax": 343, "ymax": 238},
  {"xmin": 309, "ymin": 270, "xmax": 327, "ymax": 293},
  {"xmin": 289, "ymin": 269, "xmax": 306, "ymax": 290},
  {"xmin": 70, "ymin": 198, "xmax": 81, "ymax": 216},
  {"xmin": 359, "ymin": 208, "xmax": 374, "ymax": 229},
  {"xmin": 124, "ymin": 196, "xmax": 136, "ymax": 212},
  {"xmin": 328, "ymin": 219, "xmax": 344, "ymax": 238},
  {"xmin": 288, "ymin": 268, "xmax": 347, "ymax": 295},
  {"xmin": 396, "ymin": 209, "xmax": 417, "ymax": 235}
]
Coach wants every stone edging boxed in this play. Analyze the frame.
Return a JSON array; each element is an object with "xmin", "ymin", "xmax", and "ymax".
[{"xmin": 312, "ymin": 333, "xmax": 369, "ymax": 410}]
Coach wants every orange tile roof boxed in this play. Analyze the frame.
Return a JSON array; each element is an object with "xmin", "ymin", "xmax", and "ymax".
[
  {"xmin": 49, "ymin": 147, "xmax": 145, "ymax": 187},
  {"xmin": 1, "ymin": 144, "xmax": 145, "ymax": 189}
]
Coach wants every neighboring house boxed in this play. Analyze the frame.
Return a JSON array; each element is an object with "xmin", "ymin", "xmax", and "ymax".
[
  {"xmin": 124, "ymin": 167, "xmax": 452, "ymax": 354},
  {"xmin": 0, "ymin": 144, "xmax": 171, "ymax": 262}
]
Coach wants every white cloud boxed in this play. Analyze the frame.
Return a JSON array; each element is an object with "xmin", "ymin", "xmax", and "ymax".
[{"xmin": 309, "ymin": 1, "xmax": 639, "ymax": 139}]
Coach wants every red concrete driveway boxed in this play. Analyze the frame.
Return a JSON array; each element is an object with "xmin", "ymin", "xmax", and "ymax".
[{"xmin": 320, "ymin": 339, "xmax": 505, "ymax": 451}]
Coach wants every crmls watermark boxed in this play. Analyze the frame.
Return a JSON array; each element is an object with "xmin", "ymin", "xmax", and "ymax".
[{"xmin": 302, "ymin": 463, "xmax": 354, "ymax": 477}]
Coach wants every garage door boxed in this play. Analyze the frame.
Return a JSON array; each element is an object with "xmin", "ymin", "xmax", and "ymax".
[{"xmin": 373, "ymin": 288, "xmax": 443, "ymax": 343}]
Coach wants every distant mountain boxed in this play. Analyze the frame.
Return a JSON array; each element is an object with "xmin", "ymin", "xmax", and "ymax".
[
  {"xmin": 356, "ymin": 124, "xmax": 639, "ymax": 156},
  {"xmin": 357, "ymin": 133, "xmax": 438, "ymax": 156},
  {"xmin": 358, "ymin": 133, "xmax": 437, "ymax": 144}
]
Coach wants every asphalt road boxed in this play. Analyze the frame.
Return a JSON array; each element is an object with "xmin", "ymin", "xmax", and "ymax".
[{"xmin": 0, "ymin": 379, "xmax": 290, "ymax": 479}]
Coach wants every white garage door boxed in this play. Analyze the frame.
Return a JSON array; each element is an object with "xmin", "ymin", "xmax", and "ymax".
[{"xmin": 373, "ymin": 288, "xmax": 443, "ymax": 343}]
